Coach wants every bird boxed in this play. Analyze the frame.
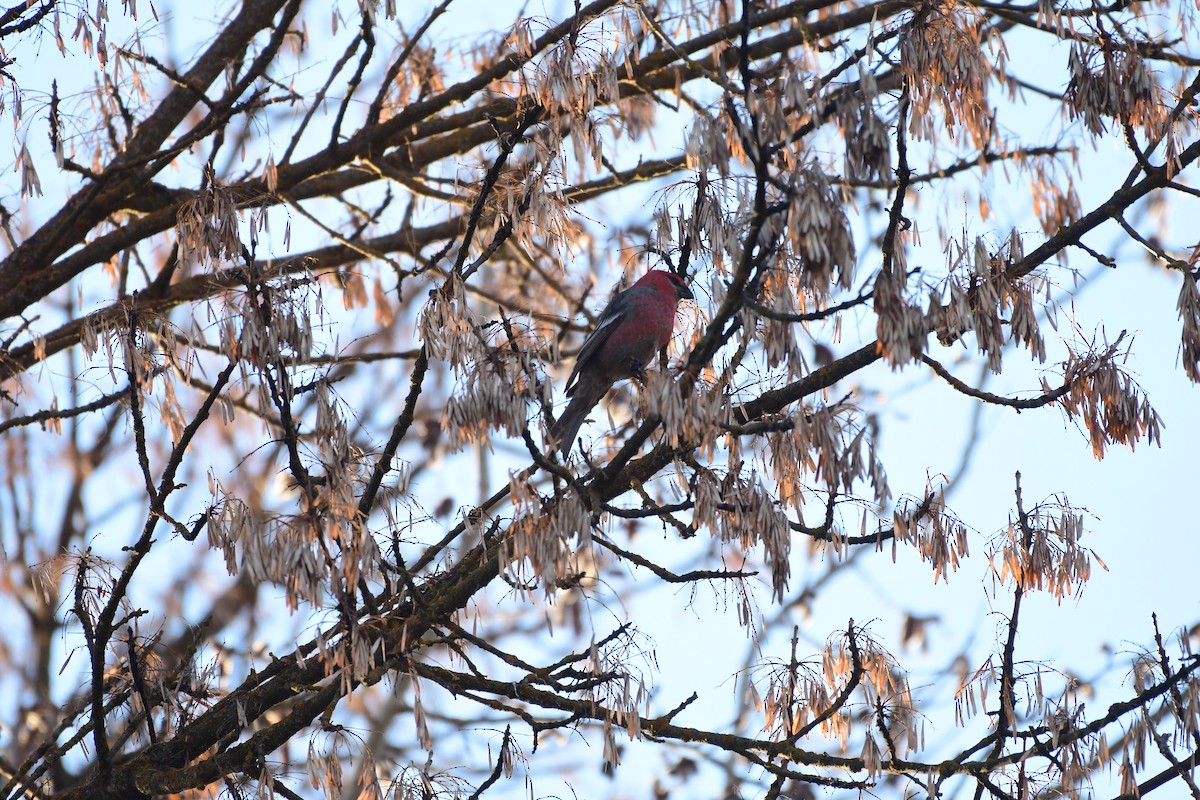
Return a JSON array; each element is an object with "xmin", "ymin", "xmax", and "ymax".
[{"xmin": 549, "ymin": 270, "xmax": 694, "ymax": 456}]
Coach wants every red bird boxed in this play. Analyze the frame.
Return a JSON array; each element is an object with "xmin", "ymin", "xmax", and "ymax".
[{"xmin": 550, "ymin": 270, "xmax": 694, "ymax": 456}]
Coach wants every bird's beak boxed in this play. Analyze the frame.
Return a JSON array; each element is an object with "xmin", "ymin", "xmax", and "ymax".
[{"xmin": 678, "ymin": 283, "xmax": 694, "ymax": 301}]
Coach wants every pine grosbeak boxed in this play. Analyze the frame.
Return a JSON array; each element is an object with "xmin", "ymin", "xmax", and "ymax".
[{"xmin": 550, "ymin": 270, "xmax": 693, "ymax": 456}]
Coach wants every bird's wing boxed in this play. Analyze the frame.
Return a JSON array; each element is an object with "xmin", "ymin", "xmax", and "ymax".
[{"xmin": 564, "ymin": 288, "xmax": 642, "ymax": 395}]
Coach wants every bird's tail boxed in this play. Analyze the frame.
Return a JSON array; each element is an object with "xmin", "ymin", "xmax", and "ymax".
[{"xmin": 548, "ymin": 383, "xmax": 608, "ymax": 457}]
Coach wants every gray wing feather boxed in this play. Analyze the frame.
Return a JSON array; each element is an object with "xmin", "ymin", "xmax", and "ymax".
[
  {"xmin": 565, "ymin": 311, "xmax": 623, "ymax": 394},
  {"xmin": 564, "ymin": 288, "xmax": 645, "ymax": 394}
]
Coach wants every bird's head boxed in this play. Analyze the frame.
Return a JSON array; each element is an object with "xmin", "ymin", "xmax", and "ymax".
[{"xmin": 640, "ymin": 269, "xmax": 694, "ymax": 302}]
